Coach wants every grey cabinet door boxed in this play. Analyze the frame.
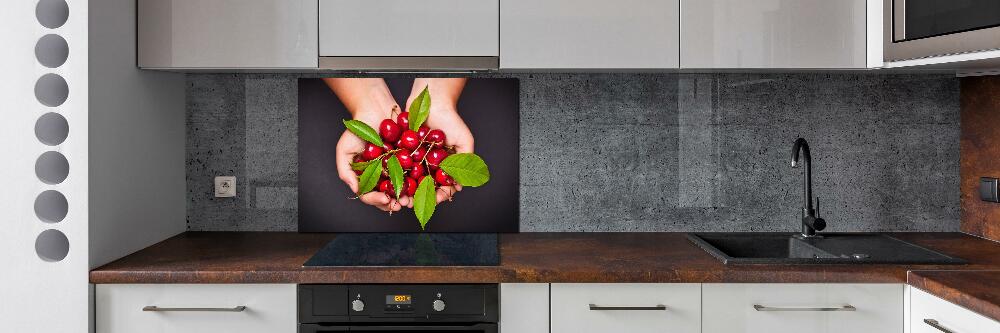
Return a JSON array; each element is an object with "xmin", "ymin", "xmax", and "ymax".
[
  {"xmin": 680, "ymin": 0, "xmax": 867, "ymax": 69},
  {"xmin": 319, "ymin": 0, "xmax": 500, "ymax": 57},
  {"xmin": 138, "ymin": 0, "xmax": 318, "ymax": 69},
  {"xmin": 501, "ymin": 0, "xmax": 680, "ymax": 69}
]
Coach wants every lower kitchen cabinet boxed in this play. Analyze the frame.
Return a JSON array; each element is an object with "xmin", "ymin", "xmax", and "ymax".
[
  {"xmin": 702, "ymin": 283, "xmax": 904, "ymax": 333},
  {"xmin": 551, "ymin": 283, "xmax": 701, "ymax": 333},
  {"xmin": 909, "ymin": 286, "xmax": 1000, "ymax": 333},
  {"xmin": 96, "ymin": 284, "xmax": 297, "ymax": 333},
  {"xmin": 500, "ymin": 283, "xmax": 549, "ymax": 333}
]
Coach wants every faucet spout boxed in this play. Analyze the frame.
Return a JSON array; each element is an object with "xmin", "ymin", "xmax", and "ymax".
[{"xmin": 791, "ymin": 138, "xmax": 825, "ymax": 237}]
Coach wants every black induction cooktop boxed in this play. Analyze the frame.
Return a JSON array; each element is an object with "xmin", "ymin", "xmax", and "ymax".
[{"xmin": 303, "ymin": 233, "xmax": 500, "ymax": 267}]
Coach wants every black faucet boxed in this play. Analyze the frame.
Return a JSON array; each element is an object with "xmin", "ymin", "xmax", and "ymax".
[{"xmin": 791, "ymin": 138, "xmax": 826, "ymax": 237}]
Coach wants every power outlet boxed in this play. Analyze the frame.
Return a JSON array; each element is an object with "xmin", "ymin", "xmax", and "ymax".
[{"xmin": 215, "ymin": 176, "xmax": 236, "ymax": 198}]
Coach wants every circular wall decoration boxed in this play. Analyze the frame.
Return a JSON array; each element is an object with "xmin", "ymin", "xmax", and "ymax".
[
  {"xmin": 34, "ymin": 190, "xmax": 68, "ymax": 223},
  {"xmin": 35, "ymin": 151, "xmax": 69, "ymax": 184},
  {"xmin": 34, "ymin": 73, "xmax": 69, "ymax": 107},
  {"xmin": 35, "ymin": 34, "xmax": 68, "ymax": 68},
  {"xmin": 35, "ymin": 229, "xmax": 70, "ymax": 262},
  {"xmin": 35, "ymin": 112, "xmax": 69, "ymax": 146},
  {"xmin": 36, "ymin": 0, "xmax": 69, "ymax": 29}
]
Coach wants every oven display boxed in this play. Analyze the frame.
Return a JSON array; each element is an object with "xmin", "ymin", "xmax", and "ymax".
[
  {"xmin": 385, "ymin": 294, "xmax": 414, "ymax": 311},
  {"xmin": 386, "ymin": 295, "xmax": 412, "ymax": 304}
]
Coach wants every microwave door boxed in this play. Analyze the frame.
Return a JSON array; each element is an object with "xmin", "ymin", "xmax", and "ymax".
[{"xmin": 885, "ymin": 0, "xmax": 1000, "ymax": 61}]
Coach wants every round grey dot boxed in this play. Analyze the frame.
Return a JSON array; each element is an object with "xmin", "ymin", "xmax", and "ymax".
[
  {"xmin": 35, "ymin": 151, "xmax": 69, "ymax": 185},
  {"xmin": 36, "ymin": 0, "xmax": 69, "ymax": 29},
  {"xmin": 35, "ymin": 112, "xmax": 69, "ymax": 146},
  {"xmin": 34, "ymin": 190, "xmax": 68, "ymax": 223},
  {"xmin": 35, "ymin": 73, "xmax": 69, "ymax": 107},
  {"xmin": 35, "ymin": 34, "xmax": 68, "ymax": 68},
  {"xmin": 35, "ymin": 229, "xmax": 69, "ymax": 262}
]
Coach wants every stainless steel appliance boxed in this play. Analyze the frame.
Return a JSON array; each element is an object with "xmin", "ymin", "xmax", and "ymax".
[
  {"xmin": 298, "ymin": 284, "xmax": 498, "ymax": 332},
  {"xmin": 885, "ymin": 0, "xmax": 1000, "ymax": 61}
]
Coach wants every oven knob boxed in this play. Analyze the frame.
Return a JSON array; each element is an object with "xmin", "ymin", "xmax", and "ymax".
[
  {"xmin": 351, "ymin": 299, "xmax": 365, "ymax": 312},
  {"xmin": 432, "ymin": 299, "xmax": 446, "ymax": 312}
]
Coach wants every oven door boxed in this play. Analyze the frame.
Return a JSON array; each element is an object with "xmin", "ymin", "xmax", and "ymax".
[
  {"xmin": 885, "ymin": 0, "xmax": 1000, "ymax": 61},
  {"xmin": 300, "ymin": 323, "xmax": 498, "ymax": 333}
]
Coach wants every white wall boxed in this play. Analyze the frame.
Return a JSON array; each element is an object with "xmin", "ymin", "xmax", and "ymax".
[{"xmin": 88, "ymin": 0, "xmax": 186, "ymax": 270}]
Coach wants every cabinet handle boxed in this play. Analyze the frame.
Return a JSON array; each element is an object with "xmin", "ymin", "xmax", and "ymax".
[
  {"xmin": 923, "ymin": 319, "xmax": 955, "ymax": 333},
  {"xmin": 588, "ymin": 304, "xmax": 667, "ymax": 311},
  {"xmin": 753, "ymin": 304, "xmax": 856, "ymax": 312},
  {"xmin": 142, "ymin": 306, "xmax": 247, "ymax": 312}
]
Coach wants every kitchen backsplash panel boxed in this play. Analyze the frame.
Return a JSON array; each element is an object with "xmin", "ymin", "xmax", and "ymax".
[{"xmin": 186, "ymin": 73, "xmax": 960, "ymax": 232}]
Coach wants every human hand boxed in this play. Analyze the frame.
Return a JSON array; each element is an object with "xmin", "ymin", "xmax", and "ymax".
[
  {"xmin": 324, "ymin": 78, "xmax": 410, "ymax": 213},
  {"xmin": 404, "ymin": 78, "xmax": 470, "ymax": 206}
]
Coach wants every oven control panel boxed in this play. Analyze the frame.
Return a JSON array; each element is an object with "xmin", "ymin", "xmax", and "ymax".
[{"xmin": 298, "ymin": 284, "xmax": 498, "ymax": 323}]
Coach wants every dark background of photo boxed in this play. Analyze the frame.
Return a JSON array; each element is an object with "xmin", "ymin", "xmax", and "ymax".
[{"xmin": 297, "ymin": 78, "xmax": 520, "ymax": 232}]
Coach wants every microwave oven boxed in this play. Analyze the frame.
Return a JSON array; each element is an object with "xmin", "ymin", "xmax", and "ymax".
[{"xmin": 884, "ymin": 0, "xmax": 1000, "ymax": 62}]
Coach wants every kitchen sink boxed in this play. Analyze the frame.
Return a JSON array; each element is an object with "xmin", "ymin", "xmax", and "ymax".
[{"xmin": 687, "ymin": 233, "xmax": 966, "ymax": 265}]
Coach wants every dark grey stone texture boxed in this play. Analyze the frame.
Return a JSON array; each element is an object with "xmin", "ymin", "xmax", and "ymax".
[{"xmin": 185, "ymin": 73, "xmax": 960, "ymax": 232}]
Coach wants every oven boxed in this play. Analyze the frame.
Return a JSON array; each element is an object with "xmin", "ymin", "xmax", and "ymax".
[
  {"xmin": 884, "ymin": 0, "xmax": 1000, "ymax": 61},
  {"xmin": 298, "ymin": 284, "xmax": 498, "ymax": 333}
]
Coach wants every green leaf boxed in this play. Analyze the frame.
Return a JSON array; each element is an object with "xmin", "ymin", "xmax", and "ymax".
[
  {"xmin": 387, "ymin": 155, "xmax": 404, "ymax": 199},
  {"xmin": 351, "ymin": 159, "xmax": 376, "ymax": 171},
  {"xmin": 438, "ymin": 153, "xmax": 490, "ymax": 187},
  {"xmin": 413, "ymin": 176, "xmax": 437, "ymax": 230},
  {"xmin": 357, "ymin": 157, "xmax": 383, "ymax": 195},
  {"xmin": 407, "ymin": 86, "xmax": 431, "ymax": 131},
  {"xmin": 343, "ymin": 119, "xmax": 384, "ymax": 147}
]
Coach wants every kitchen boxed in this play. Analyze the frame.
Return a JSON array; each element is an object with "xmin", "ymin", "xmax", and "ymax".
[{"xmin": 3, "ymin": 0, "xmax": 1000, "ymax": 332}]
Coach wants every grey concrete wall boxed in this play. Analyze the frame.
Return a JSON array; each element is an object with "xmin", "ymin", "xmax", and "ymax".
[{"xmin": 186, "ymin": 73, "xmax": 960, "ymax": 232}]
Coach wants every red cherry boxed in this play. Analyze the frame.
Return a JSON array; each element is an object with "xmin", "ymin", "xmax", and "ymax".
[
  {"xmin": 379, "ymin": 119, "xmax": 401, "ymax": 142},
  {"xmin": 398, "ymin": 130, "xmax": 420, "ymax": 150},
  {"xmin": 397, "ymin": 150, "xmax": 415, "ymax": 169},
  {"xmin": 355, "ymin": 169, "xmax": 363, "ymax": 176},
  {"xmin": 411, "ymin": 147, "xmax": 428, "ymax": 162},
  {"xmin": 417, "ymin": 126, "xmax": 430, "ymax": 140},
  {"xmin": 382, "ymin": 142, "xmax": 395, "ymax": 151},
  {"xmin": 410, "ymin": 165, "xmax": 426, "ymax": 180},
  {"xmin": 426, "ymin": 148, "xmax": 448, "ymax": 169},
  {"xmin": 404, "ymin": 177, "xmax": 418, "ymax": 196},
  {"xmin": 426, "ymin": 129, "xmax": 446, "ymax": 144},
  {"xmin": 361, "ymin": 143, "xmax": 383, "ymax": 161},
  {"xmin": 397, "ymin": 112, "xmax": 410, "ymax": 129},
  {"xmin": 434, "ymin": 168, "xmax": 456, "ymax": 186},
  {"xmin": 378, "ymin": 179, "xmax": 394, "ymax": 196}
]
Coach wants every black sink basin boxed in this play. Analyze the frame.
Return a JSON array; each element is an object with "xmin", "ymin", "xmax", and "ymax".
[{"xmin": 687, "ymin": 233, "xmax": 966, "ymax": 265}]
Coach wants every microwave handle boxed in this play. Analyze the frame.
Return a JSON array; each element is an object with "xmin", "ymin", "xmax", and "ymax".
[{"xmin": 892, "ymin": 0, "xmax": 906, "ymax": 41}]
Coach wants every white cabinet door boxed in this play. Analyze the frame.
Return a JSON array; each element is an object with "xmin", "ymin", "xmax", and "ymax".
[
  {"xmin": 501, "ymin": 0, "xmax": 680, "ymax": 69},
  {"xmin": 680, "ymin": 0, "xmax": 868, "ymax": 68},
  {"xmin": 500, "ymin": 283, "xmax": 549, "ymax": 333},
  {"xmin": 702, "ymin": 283, "xmax": 904, "ymax": 333},
  {"xmin": 910, "ymin": 287, "xmax": 1000, "ymax": 333},
  {"xmin": 319, "ymin": 0, "xmax": 499, "ymax": 57},
  {"xmin": 551, "ymin": 283, "xmax": 701, "ymax": 333},
  {"xmin": 137, "ymin": 0, "xmax": 318, "ymax": 68},
  {"xmin": 96, "ymin": 284, "xmax": 297, "ymax": 333}
]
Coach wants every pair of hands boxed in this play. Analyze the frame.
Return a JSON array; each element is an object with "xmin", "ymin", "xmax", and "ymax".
[{"xmin": 325, "ymin": 78, "xmax": 473, "ymax": 213}]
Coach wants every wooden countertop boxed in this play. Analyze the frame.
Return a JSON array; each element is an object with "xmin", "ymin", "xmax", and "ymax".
[
  {"xmin": 89, "ymin": 232, "xmax": 1000, "ymax": 320},
  {"xmin": 91, "ymin": 232, "xmax": 1000, "ymax": 284},
  {"xmin": 908, "ymin": 270, "xmax": 1000, "ymax": 322}
]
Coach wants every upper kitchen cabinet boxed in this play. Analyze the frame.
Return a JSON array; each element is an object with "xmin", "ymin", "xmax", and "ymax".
[
  {"xmin": 318, "ymin": 0, "xmax": 500, "ymax": 70},
  {"xmin": 681, "ymin": 0, "xmax": 876, "ymax": 69},
  {"xmin": 500, "ymin": 0, "xmax": 680, "ymax": 69},
  {"xmin": 138, "ymin": 0, "xmax": 318, "ymax": 69}
]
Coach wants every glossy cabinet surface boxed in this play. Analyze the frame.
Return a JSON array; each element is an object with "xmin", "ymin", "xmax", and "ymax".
[
  {"xmin": 319, "ymin": 0, "xmax": 499, "ymax": 57},
  {"xmin": 137, "ymin": 0, "xmax": 318, "ymax": 69},
  {"xmin": 910, "ymin": 287, "xmax": 1000, "ymax": 333},
  {"xmin": 551, "ymin": 283, "xmax": 701, "ymax": 333},
  {"xmin": 680, "ymin": 0, "xmax": 868, "ymax": 68},
  {"xmin": 96, "ymin": 284, "xmax": 297, "ymax": 333},
  {"xmin": 702, "ymin": 283, "xmax": 903, "ymax": 333},
  {"xmin": 500, "ymin": 0, "xmax": 680, "ymax": 69},
  {"xmin": 499, "ymin": 283, "xmax": 549, "ymax": 333}
]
